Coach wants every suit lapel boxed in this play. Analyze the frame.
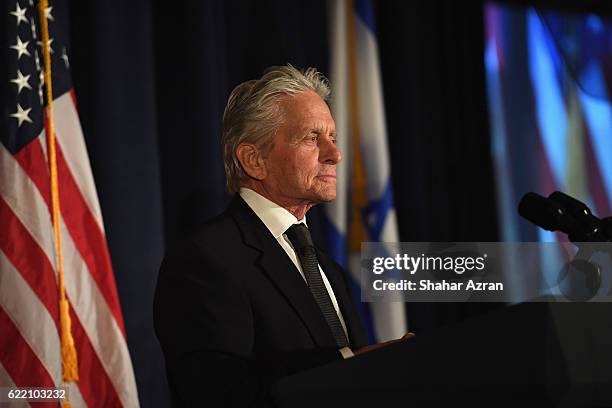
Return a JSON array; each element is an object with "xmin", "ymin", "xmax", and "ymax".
[{"xmin": 228, "ymin": 196, "xmax": 338, "ymax": 348}]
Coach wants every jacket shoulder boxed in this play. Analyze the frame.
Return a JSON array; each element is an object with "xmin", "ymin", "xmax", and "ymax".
[
  {"xmin": 162, "ymin": 202, "xmax": 257, "ymax": 276},
  {"xmin": 190, "ymin": 210, "xmax": 240, "ymax": 248}
]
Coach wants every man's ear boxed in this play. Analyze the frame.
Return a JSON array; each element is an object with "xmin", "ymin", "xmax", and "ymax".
[{"xmin": 236, "ymin": 143, "xmax": 267, "ymax": 180}]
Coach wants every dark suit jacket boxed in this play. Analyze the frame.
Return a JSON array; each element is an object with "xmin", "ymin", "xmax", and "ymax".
[{"xmin": 154, "ymin": 195, "xmax": 368, "ymax": 407}]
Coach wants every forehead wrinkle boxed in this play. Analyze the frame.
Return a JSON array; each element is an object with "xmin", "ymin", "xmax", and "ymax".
[{"xmin": 278, "ymin": 90, "xmax": 336, "ymax": 140}]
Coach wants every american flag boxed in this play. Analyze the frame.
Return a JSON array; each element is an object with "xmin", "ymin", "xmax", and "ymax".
[
  {"xmin": 1, "ymin": 0, "xmax": 139, "ymax": 406},
  {"xmin": 485, "ymin": 4, "xmax": 612, "ymax": 300}
]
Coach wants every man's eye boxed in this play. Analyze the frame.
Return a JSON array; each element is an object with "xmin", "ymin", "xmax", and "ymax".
[{"xmin": 309, "ymin": 135, "xmax": 318, "ymax": 142}]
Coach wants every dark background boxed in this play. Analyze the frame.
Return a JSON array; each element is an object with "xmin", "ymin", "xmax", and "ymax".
[{"xmin": 65, "ymin": 0, "xmax": 611, "ymax": 406}]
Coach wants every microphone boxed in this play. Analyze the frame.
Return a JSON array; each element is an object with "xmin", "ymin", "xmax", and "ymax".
[
  {"xmin": 519, "ymin": 192, "xmax": 611, "ymax": 301},
  {"xmin": 518, "ymin": 192, "xmax": 576, "ymax": 234},
  {"xmin": 548, "ymin": 191, "xmax": 608, "ymax": 241},
  {"xmin": 601, "ymin": 217, "xmax": 612, "ymax": 240},
  {"xmin": 518, "ymin": 192, "xmax": 611, "ymax": 242}
]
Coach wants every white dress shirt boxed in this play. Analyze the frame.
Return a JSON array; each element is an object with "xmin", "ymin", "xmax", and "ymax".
[{"xmin": 239, "ymin": 188, "xmax": 354, "ymax": 358}]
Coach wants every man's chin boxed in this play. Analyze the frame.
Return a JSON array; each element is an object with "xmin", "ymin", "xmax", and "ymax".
[
  {"xmin": 313, "ymin": 189, "xmax": 337, "ymax": 203},
  {"xmin": 311, "ymin": 180, "xmax": 337, "ymax": 201}
]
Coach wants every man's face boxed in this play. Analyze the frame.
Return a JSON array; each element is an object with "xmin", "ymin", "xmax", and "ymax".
[{"xmin": 262, "ymin": 90, "xmax": 340, "ymax": 205}]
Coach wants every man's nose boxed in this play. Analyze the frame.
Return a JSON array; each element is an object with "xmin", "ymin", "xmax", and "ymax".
[{"xmin": 319, "ymin": 137, "xmax": 341, "ymax": 165}]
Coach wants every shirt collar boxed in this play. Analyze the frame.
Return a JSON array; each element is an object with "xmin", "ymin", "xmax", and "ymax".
[{"xmin": 239, "ymin": 187, "xmax": 307, "ymax": 239}]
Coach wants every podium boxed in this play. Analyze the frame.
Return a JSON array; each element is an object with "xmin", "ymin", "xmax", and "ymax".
[{"xmin": 271, "ymin": 303, "xmax": 612, "ymax": 407}]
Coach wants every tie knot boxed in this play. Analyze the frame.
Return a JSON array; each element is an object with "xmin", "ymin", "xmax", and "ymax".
[{"xmin": 285, "ymin": 223, "xmax": 314, "ymax": 250}]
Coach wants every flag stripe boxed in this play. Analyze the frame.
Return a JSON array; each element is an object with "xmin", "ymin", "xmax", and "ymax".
[
  {"xmin": 54, "ymin": 140, "xmax": 126, "ymax": 334},
  {"xmin": 14, "ymin": 131, "xmax": 125, "ymax": 335},
  {"xmin": 0, "ymin": 246, "xmax": 123, "ymax": 408},
  {"xmin": 0, "ymin": 362, "xmax": 31, "ymax": 408},
  {"xmin": 355, "ymin": 0, "xmax": 375, "ymax": 32},
  {"xmin": 355, "ymin": 16, "xmax": 391, "ymax": 197},
  {"xmin": 0, "ymin": 363, "xmax": 16, "ymax": 389},
  {"xmin": 0, "ymin": 358, "xmax": 88, "ymax": 408},
  {"xmin": 0, "ymin": 143, "xmax": 56, "ymax": 266},
  {"xmin": 54, "ymin": 93, "xmax": 104, "ymax": 232},
  {"xmin": 69, "ymin": 306, "xmax": 123, "ymax": 408},
  {"xmin": 14, "ymin": 137, "xmax": 52, "ymax": 207},
  {"xmin": 0, "ymin": 212, "xmax": 120, "ymax": 408},
  {"xmin": 61, "ymin": 215, "xmax": 136, "ymax": 408},
  {"xmin": 528, "ymin": 10, "xmax": 567, "ymax": 189},
  {"xmin": 326, "ymin": 0, "xmax": 350, "ymax": 265},
  {"xmin": 53, "ymin": 165, "xmax": 138, "ymax": 407},
  {"xmin": 577, "ymin": 66, "xmax": 612, "ymax": 207},
  {"xmin": 70, "ymin": 89, "xmax": 78, "ymax": 111},
  {"xmin": 363, "ymin": 182, "xmax": 393, "ymax": 241},
  {"xmin": 0, "ymin": 249, "xmax": 61, "ymax": 385},
  {"xmin": 1, "ymin": 139, "xmax": 138, "ymax": 407},
  {"xmin": 583, "ymin": 122, "xmax": 612, "ymax": 216},
  {"xmin": 0, "ymin": 196, "xmax": 60, "ymax": 324},
  {"xmin": 65, "ymin": 381, "xmax": 88, "ymax": 408},
  {"xmin": 0, "ymin": 308, "xmax": 56, "ymax": 408}
]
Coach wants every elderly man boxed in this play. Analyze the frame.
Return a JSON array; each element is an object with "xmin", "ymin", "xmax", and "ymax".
[{"xmin": 154, "ymin": 65, "xmax": 409, "ymax": 407}]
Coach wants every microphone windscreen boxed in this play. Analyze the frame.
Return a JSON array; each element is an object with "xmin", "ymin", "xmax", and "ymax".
[{"xmin": 518, "ymin": 192, "xmax": 562, "ymax": 231}]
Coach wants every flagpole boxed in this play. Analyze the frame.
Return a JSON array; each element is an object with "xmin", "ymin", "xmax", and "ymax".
[
  {"xmin": 346, "ymin": 0, "xmax": 368, "ymax": 253},
  {"xmin": 37, "ymin": 0, "xmax": 79, "ymax": 404}
]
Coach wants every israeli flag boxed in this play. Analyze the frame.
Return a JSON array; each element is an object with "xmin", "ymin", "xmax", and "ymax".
[{"xmin": 325, "ymin": 0, "xmax": 407, "ymax": 342}]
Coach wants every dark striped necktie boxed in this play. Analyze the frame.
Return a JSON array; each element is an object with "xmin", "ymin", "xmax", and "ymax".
[{"xmin": 285, "ymin": 223, "xmax": 349, "ymax": 348}]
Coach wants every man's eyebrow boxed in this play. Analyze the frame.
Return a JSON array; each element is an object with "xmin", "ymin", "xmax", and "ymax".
[
  {"xmin": 324, "ymin": 129, "xmax": 337, "ymax": 138},
  {"xmin": 305, "ymin": 125, "xmax": 336, "ymax": 134}
]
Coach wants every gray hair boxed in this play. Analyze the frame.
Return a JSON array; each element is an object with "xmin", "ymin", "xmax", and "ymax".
[{"xmin": 221, "ymin": 64, "xmax": 331, "ymax": 193}]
